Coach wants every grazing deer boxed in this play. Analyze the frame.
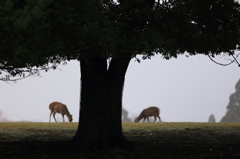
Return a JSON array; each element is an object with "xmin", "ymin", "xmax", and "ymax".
[
  {"xmin": 49, "ymin": 102, "xmax": 73, "ymax": 123},
  {"xmin": 135, "ymin": 106, "xmax": 161, "ymax": 123}
]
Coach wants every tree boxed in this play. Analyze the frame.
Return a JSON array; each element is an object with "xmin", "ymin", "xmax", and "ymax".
[
  {"xmin": 221, "ymin": 79, "xmax": 240, "ymax": 122},
  {"xmin": 0, "ymin": 0, "xmax": 68, "ymax": 81},
  {"xmin": 1, "ymin": 0, "xmax": 240, "ymax": 154},
  {"xmin": 208, "ymin": 114, "xmax": 216, "ymax": 123},
  {"xmin": 122, "ymin": 107, "xmax": 132, "ymax": 122}
]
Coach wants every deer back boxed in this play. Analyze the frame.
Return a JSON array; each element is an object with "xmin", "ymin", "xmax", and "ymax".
[
  {"xmin": 142, "ymin": 107, "xmax": 160, "ymax": 116},
  {"xmin": 49, "ymin": 102, "xmax": 70, "ymax": 115},
  {"xmin": 136, "ymin": 106, "xmax": 160, "ymax": 121}
]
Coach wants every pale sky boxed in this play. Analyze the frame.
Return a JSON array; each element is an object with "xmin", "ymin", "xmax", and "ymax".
[{"xmin": 0, "ymin": 54, "xmax": 240, "ymax": 122}]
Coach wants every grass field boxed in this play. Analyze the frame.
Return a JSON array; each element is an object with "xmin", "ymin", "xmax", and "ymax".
[{"xmin": 0, "ymin": 122, "xmax": 240, "ymax": 158}]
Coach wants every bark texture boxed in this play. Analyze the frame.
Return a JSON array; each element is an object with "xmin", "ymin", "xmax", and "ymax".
[{"xmin": 71, "ymin": 55, "xmax": 132, "ymax": 152}]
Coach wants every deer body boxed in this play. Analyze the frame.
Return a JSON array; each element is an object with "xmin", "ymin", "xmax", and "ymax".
[
  {"xmin": 135, "ymin": 106, "xmax": 161, "ymax": 123},
  {"xmin": 49, "ymin": 102, "xmax": 73, "ymax": 123}
]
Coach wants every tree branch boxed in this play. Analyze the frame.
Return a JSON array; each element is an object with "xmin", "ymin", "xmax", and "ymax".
[
  {"xmin": 0, "ymin": 62, "xmax": 66, "ymax": 82},
  {"xmin": 232, "ymin": 54, "xmax": 240, "ymax": 67},
  {"xmin": 208, "ymin": 53, "xmax": 240, "ymax": 67}
]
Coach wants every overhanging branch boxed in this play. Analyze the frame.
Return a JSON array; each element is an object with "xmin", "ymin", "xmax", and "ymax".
[
  {"xmin": 0, "ymin": 62, "xmax": 66, "ymax": 82},
  {"xmin": 208, "ymin": 53, "xmax": 240, "ymax": 67},
  {"xmin": 231, "ymin": 54, "xmax": 240, "ymax": 67}
]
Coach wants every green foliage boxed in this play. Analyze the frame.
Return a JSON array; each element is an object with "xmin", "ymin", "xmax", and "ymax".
[
  {"xmin": 0, "ymin": 0, "xmax": 240, "ymax": 80},
  {"xmin": 0, "ymin": 0, "xmax": 67, "ymax": 80},
  {"xmin": 152, "ymin": 0, "xmax": 240, "ymax": 57},
  {"xmin": 221, "ymin": 79, "xmax": 240, "ymax": 122}
]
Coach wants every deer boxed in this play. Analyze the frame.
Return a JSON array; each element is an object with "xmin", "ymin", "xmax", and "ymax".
[
  {"xmin": 49, "ymin": 102, "xmax": 73, "ymax": 123},
  {"xmin": 134, "ymin": 106, "xmax": 161, "ymax": 123}
]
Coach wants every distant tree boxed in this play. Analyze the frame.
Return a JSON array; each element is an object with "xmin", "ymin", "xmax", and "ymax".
[
  {"xmin": 221, "ymin": 79, "xmax": 240, "ymax": 122},
  {"xmin": 122, "ymin": 107, "xmax": 131, "ymax": 122},
  {"xmin": 208, "ymin": 114, "xmax": 216, "ymax": 123},
  {"xmin": 1, "ymin": 0, "xmax": 240, "ymax": 154}
]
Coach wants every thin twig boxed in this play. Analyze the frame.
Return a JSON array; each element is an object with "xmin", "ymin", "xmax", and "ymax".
[
  {"xmin": 208, "ymin": 53, "xmax": 240, "ymax": 67},
  {"xmin": 208, "ymin": 55, "xmax": 235, "ymax": 66},
  {"xmin": 232, "ymin": 54, "xmax": 240, "ymax": 67}
]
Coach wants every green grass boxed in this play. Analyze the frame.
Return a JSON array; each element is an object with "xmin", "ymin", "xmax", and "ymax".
[
  {"xmin": 1, "ymin": 122, "xmax": 240, "ymax": 142},
  {"xmin": 0, "ymin": 122, "xmax": 78, "ymax": 142},
  {"xmin": 0, "ymin": 122, "xmax": 240, "ymax": 158},
  {"xmin": 131, "ymin": 121, "xmax": 238, "ymax": 131}
]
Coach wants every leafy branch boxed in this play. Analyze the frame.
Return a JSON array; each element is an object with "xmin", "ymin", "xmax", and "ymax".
[{"xmin": 0, "ymin": 61, "xmax": 67, "ymax": 82}]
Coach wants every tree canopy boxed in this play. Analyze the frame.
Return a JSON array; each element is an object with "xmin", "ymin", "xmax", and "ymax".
[{"xmin": 1, "ymin": 0, "xmax": 240, "ymax": 80}]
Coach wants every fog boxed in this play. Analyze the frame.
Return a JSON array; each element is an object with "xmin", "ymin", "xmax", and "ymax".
[{"xmin": 0, "ymin": 54, "xmax": 239, "ymax": 122}]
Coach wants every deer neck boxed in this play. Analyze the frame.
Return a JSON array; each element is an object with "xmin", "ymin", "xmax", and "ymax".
[
  {"xmin": 64, "ymin": 109, "xmax": 71, "ymax": 118},
  {"xmin": 137, "ymin": 115, "xmax": 144, "ymax": 121}
]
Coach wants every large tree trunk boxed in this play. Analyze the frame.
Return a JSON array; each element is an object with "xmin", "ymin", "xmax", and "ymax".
[{"xmin": 71, "ymin": 55, "xmax": 132, "ymax": 153}]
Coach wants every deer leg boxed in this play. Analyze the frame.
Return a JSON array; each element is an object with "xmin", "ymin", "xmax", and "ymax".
[
  {"xmin": 49, "ymin": 112, "xmax": 53, "ymax": 123},
  {"xmin": 53, "ymin": 113, "xmax": 57, "ymax": 122},
  {"xmin": 147, "ymin": 117, "xmax": 150, "ymax": 122},
  {"xmin": 62, "ymin": 114, "xmax": 65, "ymax": 122},
  {"xmin": 143, "ymin": 117, "xmax": 146, "ymax": 122},
  {"xmin": 154, "ymin": 116, "xmax": 157, "ymax": 122},
  {"xmin": 158, "ymin": 116, "xmax": 161, "ymax": 122}
]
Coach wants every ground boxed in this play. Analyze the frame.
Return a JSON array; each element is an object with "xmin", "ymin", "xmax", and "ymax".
[{"xmin": 0, "ymin": 122, "xmax": 240, "ymax": 158}]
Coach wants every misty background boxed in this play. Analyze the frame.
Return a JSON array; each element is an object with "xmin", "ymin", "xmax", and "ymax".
[{"xmin": 0, "ymin": 54, "xmax": 240, "ymax": 122}]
